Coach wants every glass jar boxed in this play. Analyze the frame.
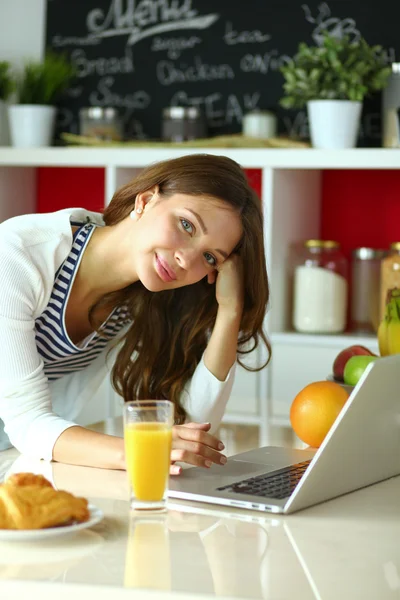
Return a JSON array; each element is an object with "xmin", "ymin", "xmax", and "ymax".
[
  {"xmin": 292, "ymin": 240, "xmax": 348, "ymax": 333},
  {"xmin": 351, "ymin": 248, "xmax": 386, "ymax": 332},
  {"xmin": 380, "ymin": 242, "xmax": 400, "ymax": 319},
  {"xmin": 79, "ymin": 107, "xmax": 123, "ymax": 141},
  {"xmin": 161, "ymin": 106, "xmax": 207, "ymax": 142},
  {"xmin": 242, "ymin": 109, "xmax": 277, "ymax": 139}
]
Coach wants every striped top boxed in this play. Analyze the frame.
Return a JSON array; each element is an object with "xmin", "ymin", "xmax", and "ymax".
[{"xmin": 35, "ymin": 221, "xmax": 131, "ymax": 381}]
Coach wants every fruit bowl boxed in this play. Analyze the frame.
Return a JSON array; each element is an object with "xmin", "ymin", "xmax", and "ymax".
[{"xmin": 326, "ymin": 375, "xmax": 355, "ymax": 395}]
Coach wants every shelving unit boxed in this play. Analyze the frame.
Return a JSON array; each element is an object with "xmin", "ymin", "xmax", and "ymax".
[{"xmin": 0, "ymin": 146, "xmax": 395, "ymax": 444}]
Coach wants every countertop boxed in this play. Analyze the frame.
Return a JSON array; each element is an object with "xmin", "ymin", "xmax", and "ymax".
[{"xmin": 0, "ymin": 417, "xmax": 399, "ymax": 600}]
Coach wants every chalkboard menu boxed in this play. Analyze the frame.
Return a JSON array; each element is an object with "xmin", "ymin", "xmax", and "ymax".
[{"xmin": 45, "ymin": 0, "xmax": 400, "ymax": 146}]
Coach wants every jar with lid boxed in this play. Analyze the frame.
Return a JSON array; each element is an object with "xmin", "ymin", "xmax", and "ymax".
[
  {"xmin": 380, "ymin": 242, "xmax": 400, "ymax": 319},
  {"xmin": 79, "ymin": 107, "xmax": 123, "ymax": 141},
  {"xmin": 161, "ymin": 106, "xmax": 206, "ymax": 142},
  {"xmin": 242, "ymin": 109, "xmax": 277, "ymax": 139},
  {"xmin": 351, "ymin": 248, "xmax": 386, "ymax": 332},
  {"xmin": 292, "ymin": 240, "xmax": 348, "ymax": 333}
]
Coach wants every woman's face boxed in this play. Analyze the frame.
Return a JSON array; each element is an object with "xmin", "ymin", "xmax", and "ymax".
[{"xmin": 131, "ymin": 192, "xmax": 243, "ymax": 291}]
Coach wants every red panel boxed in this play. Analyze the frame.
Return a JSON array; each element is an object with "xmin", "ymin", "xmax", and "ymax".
[
  {"xmin": 244, "ymin": 168, "xmax": 262, "ymax": 199},
  {"xmin": 321, "ymin": 169, "xmax": 400, "ymax": 260},
  {"xmin": 37, "ymin": 167, "xmax": 105, "ymax": 214}
]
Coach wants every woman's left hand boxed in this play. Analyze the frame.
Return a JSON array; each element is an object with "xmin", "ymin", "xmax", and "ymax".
[
  {"xmin": 208, "ymin": 254, "xmax": 244, "ymax": 313},
  {"xmin": 170, "ymin": 422, "xmax": 226, "ymax": 475}
]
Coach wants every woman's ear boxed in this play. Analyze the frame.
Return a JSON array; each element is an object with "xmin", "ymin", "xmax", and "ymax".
[{"xmin": 135, "ymin": 184, "xmax": 160, "ymax": 213}]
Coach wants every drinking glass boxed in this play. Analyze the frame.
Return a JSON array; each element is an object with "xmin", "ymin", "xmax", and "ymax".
[{"xmin": 123, "ymin": 400, "xmax": 174, "ymax": 511}]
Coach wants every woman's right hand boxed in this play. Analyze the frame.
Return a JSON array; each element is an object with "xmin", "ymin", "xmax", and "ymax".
[{"xmin": 170, "ymin": 422, "xmax": 227, "ymax": 475}]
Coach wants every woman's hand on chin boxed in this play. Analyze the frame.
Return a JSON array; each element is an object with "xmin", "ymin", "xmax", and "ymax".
[
  {"xmin": 208, "ymin": 254, "xmax": 244, "ymax": 316},
  {"xmin": 169, "ymin": 422, "xmax": 227, "ymax": 475}
]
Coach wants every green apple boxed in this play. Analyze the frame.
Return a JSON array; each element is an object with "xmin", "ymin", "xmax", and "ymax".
[{"xmin": 343, "ymin": 355, "xmax": 379, "ymax": 386}]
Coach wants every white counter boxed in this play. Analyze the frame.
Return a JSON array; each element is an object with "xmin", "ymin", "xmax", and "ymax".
[{"xmin": 0, "ymin": 417, "xmax": 399, "ymax": 600}]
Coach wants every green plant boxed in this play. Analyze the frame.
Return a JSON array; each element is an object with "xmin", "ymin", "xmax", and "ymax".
[
  {"xmin": 17, "ymin": 52, "xmax": 76, "ymax": 105},
  {"xmin": 0, "ymin": 61, "xmax": 14, "ymax": 101},
  {"xmin": 280, "ymin": 34, "xmax": 391, "ymax": 109}
]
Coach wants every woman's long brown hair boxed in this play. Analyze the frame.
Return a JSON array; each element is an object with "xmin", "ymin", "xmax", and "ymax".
[{"xmin": 93, "ymin": 154, "xmax": 271, "ymax": 423}]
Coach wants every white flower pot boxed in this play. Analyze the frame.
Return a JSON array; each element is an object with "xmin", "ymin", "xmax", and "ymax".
[
  {"xmin": 8, "ymin": 105, "xmax": 56, "ymax": 148},
  {"xmin": 0, "ymin": 100, "xmax": 10, "ymax": 146},
  {"xmin": 307, "ymin": 100, "xmax": 362, "ymax": 149}
]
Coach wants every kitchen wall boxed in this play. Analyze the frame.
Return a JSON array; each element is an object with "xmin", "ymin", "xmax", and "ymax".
[{"xmin": 0, "ymin": 0, "xmax": 45, "ymax": 67}]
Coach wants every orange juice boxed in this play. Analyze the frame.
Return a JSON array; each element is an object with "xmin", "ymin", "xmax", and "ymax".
[{"xmin": 124, "ymin": 422, "xmax": 172, "ymax": 501}]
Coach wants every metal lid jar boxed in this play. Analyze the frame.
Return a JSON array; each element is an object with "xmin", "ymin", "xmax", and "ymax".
[
  {"xmin": 161, "ymin": 106, "xmax": 207, "ymax": 142},
  {"xmin": 292, "ymin": 240, "xmax": 349, "ymax": 333},
  {"xmin": 351, "ymin": 247, "xmax": 386, "ymax": 332},
  {"xmin": 79, "ymin": 107, "xmax": 123, "ymax": 141}
]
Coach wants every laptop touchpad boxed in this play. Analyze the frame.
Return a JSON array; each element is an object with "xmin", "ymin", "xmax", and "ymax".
[
  {"xmin": 202, "ymin": 459, "xmax": 274, "ymax": 480},
  {"xmin": 225, "ymin": 460, "xmax": 275, "ymax": 477}
]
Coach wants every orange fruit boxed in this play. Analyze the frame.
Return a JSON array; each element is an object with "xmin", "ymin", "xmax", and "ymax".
[{"xmin": 290, "ymin": 381, "xmax": 350, "ymax": 448}]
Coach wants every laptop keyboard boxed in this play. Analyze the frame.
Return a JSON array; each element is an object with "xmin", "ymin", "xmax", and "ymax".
[{"xmin": 216, "ymin": 460, "xmax": 312, "ymax": 500}]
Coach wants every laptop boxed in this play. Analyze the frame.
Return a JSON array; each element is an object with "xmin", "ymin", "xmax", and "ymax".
[{"xmin": 169, "ymin": 355, "xmax": 400, "ymax": 514}]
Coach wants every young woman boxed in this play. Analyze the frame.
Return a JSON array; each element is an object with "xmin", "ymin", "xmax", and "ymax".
[{"xmin": 0, "ymin": 154, "xmax": 270, "ymax": 474}]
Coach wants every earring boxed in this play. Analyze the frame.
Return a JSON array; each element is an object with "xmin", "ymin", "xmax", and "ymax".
[{"xmin": 130, "ymin": 208, "xmax": 142, "ymax": 219}]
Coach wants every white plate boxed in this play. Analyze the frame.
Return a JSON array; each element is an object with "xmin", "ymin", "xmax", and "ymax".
[{"xmin": 0, "ymin": 504, "xmax": 104, "ymax": 542}]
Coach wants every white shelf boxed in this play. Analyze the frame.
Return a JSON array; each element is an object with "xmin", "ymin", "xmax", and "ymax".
[
  {"xmin": 0, "ymin": 146, "xmax": 400, "ymax": 169},
  {"xmin": 271, "ymin": 331, "xmax": 379, "ymax": 349}
]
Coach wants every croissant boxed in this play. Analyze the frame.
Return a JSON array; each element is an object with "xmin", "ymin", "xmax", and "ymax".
[
  {"xmin": 5, "ymin": 472, "xmax": 54, "ymax": 488},
  {"xmin": 0, "ymin": 474, "xmax": 90, "ymax": 530},
  {"xmin": 0, "ymin": 497, "xmax": 8, "ymax": 529}
]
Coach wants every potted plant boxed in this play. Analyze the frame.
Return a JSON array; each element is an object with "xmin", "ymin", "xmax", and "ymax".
[
  {"xmin": 280, "ymin": 34, "xmax": 391, "ymax": 149},
  {"xmin": 0, "ymin": 61, "xmax": 14, "ymax": 145},
  {"xmin": 8, "ymin": 52, "xmax": 75, "ymax": 148}
]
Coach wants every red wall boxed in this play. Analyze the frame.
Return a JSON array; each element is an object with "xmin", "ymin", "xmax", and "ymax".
[
  {"xmin": 37, "ymin": 166, "xmax": 400, "ymax": 257},
  {"xmin": 37, "ymin": 167, "xmax": 105, "ymax": 214},
  {"xmin": 321, "ymin": 169, "xmax": 400, "ymax": 259}
]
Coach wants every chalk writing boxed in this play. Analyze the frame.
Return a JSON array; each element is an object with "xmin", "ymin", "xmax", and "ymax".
[
  {"xmin": 71, "ymin": 47, "xmax": 134, "ymax": 78},
  {"xmin": 302, "ymin": 3, "xmax": 396, "ymax": 66},
  {"xmin": 223, "ymin": 21, "xmax": 270, "ymax": 45},
  {"xmin": 151, "ymin": 35, "xmax": 202, "ymax": 59},
  {"xmin": 86, "ymin": 0, "xmax": 219, "ymax": 46},
  {"xmin": 282, "ymin": 111, "xmax": 310, "ymax": 138},
  {"xmin": 157, "ymin": 56, "xmax": 234, "ymax": 85},
  {"xmin": 89, "ymin": 76, "xmax": 151, "ymax": 110},
  {"xmin": 56, "ymin": 108, "xmax": 79, "ymax": 135},
  {"xmin": 302, "ymin": 2, "xmax": 361, "ymax": 44},
  {"xmin": 52, "ymin": 34, "xmax": 100, "ymax": 47},
  {"xmin": 169, "ymin": 90, "xmax": 261, "ymax": 126},
  {"xmin": 240, "ymin": 49, "xmax": 291, "ymax": 74}
]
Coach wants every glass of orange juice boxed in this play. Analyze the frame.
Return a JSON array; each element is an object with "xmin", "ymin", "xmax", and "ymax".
[{"xmin": 123, "ymin": 400, "xmax": 174, "ymax": 511}]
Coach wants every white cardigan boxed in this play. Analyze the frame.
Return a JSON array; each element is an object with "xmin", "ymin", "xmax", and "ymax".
[{"xmin": 0, "ymin": 208, "xmax": 235, "ymax": 460}]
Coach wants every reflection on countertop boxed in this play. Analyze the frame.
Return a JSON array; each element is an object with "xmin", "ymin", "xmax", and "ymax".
[{"xmin": 0, "ymin": 418, "xmax": 399, "ymax": 600}]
